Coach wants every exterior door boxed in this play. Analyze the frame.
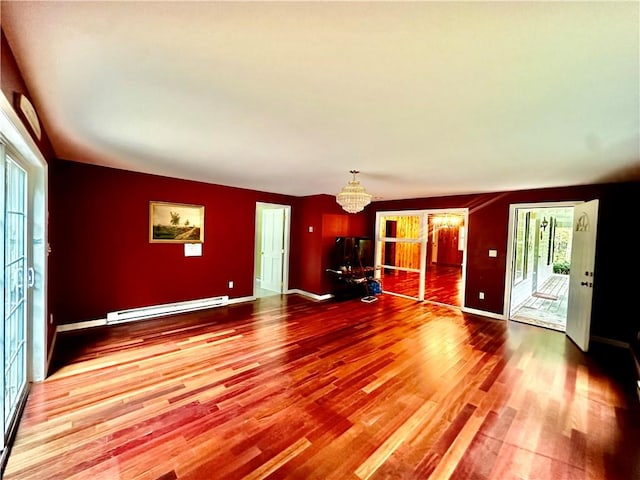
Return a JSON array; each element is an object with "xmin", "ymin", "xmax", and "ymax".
[
  {"xmin": 2, "ymin": 154, "xmax": 29, "ymax": 448},
  {"xmin": 565, "ymin": 199, "xmax": 599, "ymax": 352},
  {"xmin": 260, "ymin": 208, "xmax": 285, "ymax": 293}
]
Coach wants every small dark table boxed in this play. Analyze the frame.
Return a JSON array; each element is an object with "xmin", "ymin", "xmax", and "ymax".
[{"xmin": 326, "ymin": 266, "xmax": 376, "ymax": 300}]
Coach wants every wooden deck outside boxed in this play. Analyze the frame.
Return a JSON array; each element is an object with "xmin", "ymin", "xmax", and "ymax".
[{"xmin": 511, "ymin": 274, "xmax": 569, "ymax": 331}]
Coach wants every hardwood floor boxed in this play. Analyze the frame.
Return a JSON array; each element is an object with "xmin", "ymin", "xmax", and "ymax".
[
  {"xmin": 380, "ymin": 264, "xmax": 462, "ymax": 306},
  {"xmin": 4, "ymin": 294, "xmax": 639, "ymax": 479}
]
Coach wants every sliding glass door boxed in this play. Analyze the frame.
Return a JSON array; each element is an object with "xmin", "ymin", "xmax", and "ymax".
[
  {"xmin": 1, "ymin": 151, "xmax": 29, "ymax": 450},
  {"xmin": 1, "ymin": 98, "xmax": 47, "ymax": 468}
]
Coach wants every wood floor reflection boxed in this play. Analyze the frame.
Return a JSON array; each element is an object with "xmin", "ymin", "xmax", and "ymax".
[
  {"xmin": 5, "ymin": 294, "xmax": 639, "ymax": 479},
  {"xmin": 380, "ymin": 264, "xmax": 462, "ymax": 306}
]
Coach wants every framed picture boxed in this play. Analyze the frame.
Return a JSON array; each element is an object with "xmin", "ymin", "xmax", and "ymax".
[{"xmin": 149, "ymin": 201, "xmax": 204, "ymax": 243}]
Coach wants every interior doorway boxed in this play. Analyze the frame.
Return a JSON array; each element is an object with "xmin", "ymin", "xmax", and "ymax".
[
  {"xmin": 425, "ymin": 212, "xmax": 465, "ymax": 306},
  {"xmin": 507, "ymin": 204, "xmax": 574, "ymax": 331},
  {"xmin": 374, "ymin": 209, "xmax": 467, "ymax": 307},
  {"xmin": 254, "ymin": 202, "xmax": 291, "ymax": 298}
]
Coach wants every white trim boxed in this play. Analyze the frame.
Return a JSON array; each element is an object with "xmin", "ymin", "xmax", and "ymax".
[
  {"xmin": 1, "ymin": 92, "xmax": 48, "ymax": 383},
  {"xmin": 106, "ymin": 295, "xmax": 229, "ymax": 324},
  {"xmin": 56, "ymin": 319, "xmax": 108, "ymax": 332},
  {"xmin": 461, "ymin": 306, "xmax": 506, "ymax": 321},
  {"xmin": 287, "ymin": 289, "xmax": 333, "ymax": 301},
  {"xmin": 374, "ymin": 208, "xmax": 469, "ymax": 306},
  {"xmin": 228, "ymin": 295, "xmax": 256, "ymax": 305},
  {"xmin": 254, "ymin": 202, "xmax": 291, "ymax": 298},
  {"xmin": 503, "ymin": 201, "xmax": 580, "ymax": 321}
]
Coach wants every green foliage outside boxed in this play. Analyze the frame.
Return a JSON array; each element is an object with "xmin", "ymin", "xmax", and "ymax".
[
  {"xmin": 552, "ymin": 225, "xmax": 572, "ymax": 275},
  {"xmin": 553, "ymin": 260, "xmax": 570, "ymax": 275}
]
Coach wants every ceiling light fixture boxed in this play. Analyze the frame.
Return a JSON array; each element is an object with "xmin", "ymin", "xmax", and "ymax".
[{"xmin": 336, "ymin": 170, "xmax": 372, "ymax": 214}]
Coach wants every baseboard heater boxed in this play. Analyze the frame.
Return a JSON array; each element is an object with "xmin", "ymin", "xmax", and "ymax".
[{"xmin": 106, "ymin": 295, "xmax": 229, "ymax": 325}]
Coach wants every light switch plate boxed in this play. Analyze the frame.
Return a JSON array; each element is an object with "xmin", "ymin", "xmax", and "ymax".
[{"xmin": 489, "ymin": 249, "xmax": 497, "ymax": 257}]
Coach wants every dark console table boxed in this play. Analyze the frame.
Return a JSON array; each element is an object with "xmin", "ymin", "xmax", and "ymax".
[{"xmin": 326, "ymin": 266, "xmax": 377, "ymax": 300}]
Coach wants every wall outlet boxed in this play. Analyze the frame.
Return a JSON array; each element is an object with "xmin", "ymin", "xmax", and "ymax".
[
  {"xmin": 228, "ymin": 281, "xmax": 234, "ymax": 289},
  {"xmin": 479, "ymin": 292, "xmax": 485, "ymax": 300},
  {"xmin": 49, "ymin": 313, "xmax": 54, "ymax": 324}
]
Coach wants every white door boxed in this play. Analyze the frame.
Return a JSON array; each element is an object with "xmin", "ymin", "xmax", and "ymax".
[
  {"xmin": 260, "ymin": 208, "xmax": 284, "ymax": 293},
  {"xmin": 2, "ymin": 154, "xmax": 29, "ymax": 447},
  {"xmin": 565, "ymin": 199, "xmax": 599, "ymax": 352}
]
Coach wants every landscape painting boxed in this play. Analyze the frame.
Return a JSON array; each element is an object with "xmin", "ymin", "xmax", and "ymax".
[{"xmin": 149, "ymin": 201, "xmax": 204, "ymax": 243}]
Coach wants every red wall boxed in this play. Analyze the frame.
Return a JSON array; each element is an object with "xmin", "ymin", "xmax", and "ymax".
[
  {"xmin": 51, "ymin": 161, "xmax": 372, "ymax": 323},
  {"xmin": 51, "ymin": 160, "xmax": 299, "ymax": 323},
  {"xmin": 289, "ymin": 195, "xmax": 371, "ymax": 295},
  {"xmin": 1, "ymin": 30, "xmax": 55, "ymax": 159}
]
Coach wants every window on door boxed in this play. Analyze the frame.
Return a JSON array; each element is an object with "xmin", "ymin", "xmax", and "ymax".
[
  {"xmin": 3, "ymin": 155, "xmax": 28, "ymax": 442},
  {"xmin": 376, "ymin": 214, "xmax": 424, "ymax": 300},
  {"xmin": 513, "ymin": 210, "xmax": 530, "ymax": 284},
  {"xmin": 1, "ymin": 106, "xmax": 47, "ymax": 473}
]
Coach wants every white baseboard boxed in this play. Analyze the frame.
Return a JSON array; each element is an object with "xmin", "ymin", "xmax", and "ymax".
[
  {"xmin": 460, "ymin": 306, "xmax": 506, "ymax": 321},
  {"xmin": 287, "ymin": 289, "xmax": 333, "ymax": 301},
  {"xmin": 57, "ymin": 318, "xmax": 107, "ymax": 333},
  {"xmin": 228, "ymin": 295, "xmax": 256, "ymax": 305}
]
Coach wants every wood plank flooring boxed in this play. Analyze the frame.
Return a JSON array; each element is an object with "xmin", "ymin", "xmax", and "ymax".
[
  {"xmin": 380, "ymin": 265, "xmax": 462, "ymax": 306},
  {"xmin": 4, "ymin": 294, "xmax": 639, "ymax": 479}
]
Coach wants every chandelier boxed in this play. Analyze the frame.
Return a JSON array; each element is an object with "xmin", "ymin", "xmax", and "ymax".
[
  {"xmin": 432, "ymin": 214, "xmax": 462, "ymax": 228},
  {"xmin": 336, "ymin": 170, "xmax": 372, "ymax": 214}
]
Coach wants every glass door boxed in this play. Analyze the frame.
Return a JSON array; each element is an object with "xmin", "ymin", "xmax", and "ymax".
[
  {"xmin": 2, "ymin": 153, "xmax": 29, "ymax": 448},
  {"xmin": 375, "ymin": 209, "xmax": 468, "ymax": 305},
  {"xmin": 375, "ymin": 213, "xmax": 426, "ymax": 300}
]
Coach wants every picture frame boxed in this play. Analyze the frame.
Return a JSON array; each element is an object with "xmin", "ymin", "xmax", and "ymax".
[{"xmin": 149, "ymin": 201, "xmax": 204, "ymax": 243}]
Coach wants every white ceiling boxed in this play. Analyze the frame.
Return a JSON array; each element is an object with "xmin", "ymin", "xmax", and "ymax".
[{"xmin": 2, "ymin": 1, "xmax": 639, "ymax": 200}]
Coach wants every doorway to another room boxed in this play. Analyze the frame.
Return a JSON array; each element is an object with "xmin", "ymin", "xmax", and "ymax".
[
  {"xmin": 254, "ymin": 203, "xmax": 291, "ymax": 299},
  {"xmin": 374, "ymin": 209, "xmax": 467, "ymax": 308},
  {"xmin": 507, "ymin": 205, "xmax": 574, "ymax": 332}
]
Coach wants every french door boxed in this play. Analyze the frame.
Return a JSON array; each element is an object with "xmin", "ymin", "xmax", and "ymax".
[
  {"xmin": 374, "ymin": 209, "xmax": 467, "ymax": 304},
  {"xmin": 1, "ymin": 149, "xmax": 30, "ymax": 451}
]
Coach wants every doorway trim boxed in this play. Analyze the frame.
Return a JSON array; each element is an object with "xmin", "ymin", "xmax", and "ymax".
[
  {"xmin": 1, "ymin": 93, "xmax": 48, "ymax": 469},
  {"xmin": 1, "ymin": 93, "xmax": 48, "ymax": 381},
  {"xmin": 253, "ymin": 202, "xmax": 291, "ymax": 298},
  {"xmin": 503, "ymin": 201, "xmax": 579, "ymax": 328},
  {"xmin": 374, "ymin": 208, "xmax": 468, "ymax": 306}
]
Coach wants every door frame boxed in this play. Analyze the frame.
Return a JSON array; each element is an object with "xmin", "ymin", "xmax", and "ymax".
[
  {"xmin": 253, "ymin": 202, "xmax": 291, "ymax": 297},
  {"xmin": 0, "ymin": 93, "xmax": 48, "ymax": 466},
  {"xmin": 374, "ymin": 208, "xmax": 468, "ymax": 305},
  {"xmin": 503, "ymin": 201, "xmax": 579, "ymax": 327}
]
